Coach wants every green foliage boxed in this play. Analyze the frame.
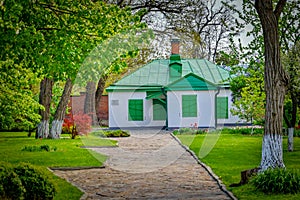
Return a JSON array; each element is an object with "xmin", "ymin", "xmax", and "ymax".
[
  {"xmin": 251, "ymin": 168, "xmax": 300, "ymax": 194},
  {"xmin": 21, "ymin": 144, "xmax": 57, "ymax": 152},
  {"xmin": 14, "ymin": 163, "xmax": 56, "ymax": 200},
  {"xmin": 0, "ymin": 162, "xmax": 25, "ymax": 200},
  {"xmin": 0, "ymin": 0, "xmax": 150, "ymax": 133},
  {"xmin": 220, "ymin": 128, "xmax": 264, "ymax": 135},
  {"xmin": 230, "ymin": 61, "xmax": 265, "ymax": 125},
  {"xmin": 294, "ymin": 129, "xmax": 300, "ymax": 137},
  {"xmin": 0, "ymin": 162, "xmax": 56, "ymax": 200},
  {"xmin": 173, "ymin": 128, "xmax": 206, "ymax": 135},
  {"xmin": 0, "ymin": 60, "xmax": 41, "ymax": 131},
  {"xmin": 105, "ymin": 130, "xmax": 130, "ymax": 137},
  {"xmin": 92, "ymin": 130, "xmax": 130, "ymax": 137}
]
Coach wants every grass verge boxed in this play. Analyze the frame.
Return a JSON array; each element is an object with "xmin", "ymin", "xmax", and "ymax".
[
  {"xmin": 0, "ymin": 132, "xmax": 117, "ymax": 200},
  {"xmin": 176, "ymin": 133, "xmax": 300, "ymax": 200}
]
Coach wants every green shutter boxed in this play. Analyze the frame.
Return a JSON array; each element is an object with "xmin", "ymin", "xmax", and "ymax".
[
  {"xmin": 182, "ymin": 95, "xmax": 197, "ymax": 117},
  {"xmin": 128, "ymin": 99, "xmax": 143, "ymax": 121},
  {"xmin": 153, "ymin": 99, "xmax": 166, "ymax": 120},
  {"xmin": 217, "ymin": 97, "xmax": 228, "ymax": 119}
]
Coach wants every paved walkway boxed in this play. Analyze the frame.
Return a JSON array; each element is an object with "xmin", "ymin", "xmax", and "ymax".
[{"xmin": 53, "ymin": 129, "xmax": 234, "ymax": 200}]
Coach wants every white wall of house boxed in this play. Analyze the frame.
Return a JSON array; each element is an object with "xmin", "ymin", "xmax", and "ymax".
[
  {"xmin": 108, "ymin": 89, "xmax": 246, "ymax": 129},
  {"xmin": 217, "ymin": 88, "xmax": 245, "ymax": 126},
  {"xmin": 167, "ymin": 90, "xmax": 216, "ymax": 128},
  {"xmin": 108, "ymin": 91, "xmax": 166, "ymax": 128}
]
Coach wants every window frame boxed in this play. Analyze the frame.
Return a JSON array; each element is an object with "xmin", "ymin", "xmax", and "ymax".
[
  {"xmin": 217, "ymin": 97, "xmax": 228, "ymax": 119},
  {"xmin": 182, "ymin": 95, "xmax": 198, "ymax": 118},
  {"xmin": 128, "ymin": 99, "xmax": 144, "ymax": 121}
]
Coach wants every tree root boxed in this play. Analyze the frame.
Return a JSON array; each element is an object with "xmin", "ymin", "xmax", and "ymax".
[{"xmin": 229, "ymin": 167, "xmax": 260, "ymax": 187}]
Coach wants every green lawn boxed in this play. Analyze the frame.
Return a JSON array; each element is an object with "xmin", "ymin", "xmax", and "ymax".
[
  {"xmin": 0, "ymin": 132, "xmax": 117, "ymax": 200},
  {"xmin": 177, "ymin": 133, "xmax": 300, "ymax": 200}
]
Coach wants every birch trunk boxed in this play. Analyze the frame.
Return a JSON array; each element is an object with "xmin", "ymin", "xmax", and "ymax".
[
  {"xmin": 288, "ymin": 128, "xmax": 294, "ymax": 152},
  {"xmin": 49, "ymin": 79, "xmax": 73, "ymax": 139},
  {"xmin": 36, "ymin": 78, "xmax": 53, "ymax": 139},
  {"xmin": 254, "ymin": 0, "xmax": 288, "ymax": 171}
]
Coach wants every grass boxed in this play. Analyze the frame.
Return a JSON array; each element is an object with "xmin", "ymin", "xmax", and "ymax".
[
  {"xmin": 177, "ymin": 133, "xmax": 300, "ymax": 200},
  {"xmin": 0, "ymin": 132, "xmax": 117, "ymax": 200}
]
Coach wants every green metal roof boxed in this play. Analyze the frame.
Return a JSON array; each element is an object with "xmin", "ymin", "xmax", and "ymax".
[{"xmin": 106, "ymin": 58, "xmax": 230, "ymax": 92}]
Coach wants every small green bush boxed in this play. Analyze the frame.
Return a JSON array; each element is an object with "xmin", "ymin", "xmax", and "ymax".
[
  {"xmin": 295, "ymin": 129, "xmax": 300, "ymax": 137},
  {"xmin": 221, "ymin": 128, "xmax": 263, "ymax": 135},
  {"xmin": 104, "ymin": 130, "xmax": 130, "ymax": 137},
  {"xmin": 0, "ymin": 162, "xmax": 56, "ymax": 200},
  {"xmin": 251, "ymin": 168, "xmax": 300, "ymax": 194},
  {"xmin": 21, "ymin": 144, "xmax": 56, "ymax": 152},
  {"xmin": 92, "ymin": 130, "xmax": 130, "ymax": 137},
  {"xmin": 175, "ymin": 128, "xmax": 206, "ymax": 135}
]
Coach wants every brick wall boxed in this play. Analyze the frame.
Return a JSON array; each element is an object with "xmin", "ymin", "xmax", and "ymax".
[{"xmin": 68, "ymin": 93, "xmax": 108, "ymax": 120}]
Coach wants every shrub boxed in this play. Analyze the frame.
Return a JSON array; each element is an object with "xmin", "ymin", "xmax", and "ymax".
[
  {"xmin": 175, "ymin": 127, "xmax": 206, "ymax": 135},
  {"xmin": 221, "ymin": 128, "xmax": 263, "ymax": 135},
  {"xmin": 0, "ymin": 162, "xmax": 25, "ymax": 200},
  {"xmin": 73, "ymin": 113, "xmax": 92, "ymax": 136},
  {"xmin": 21, "ymin": 145, "xmax": 57, "ymax": 152},
  {"xmin": 0, "ymin": 162, "xmax": 56, "ymax": 200},
  {"xmin": 104, "ymin": 130, "xmax": 130, "ymax": 137},
  {"xmin": 251, "ymin": 168, "xmax": 300, "ymax": 194},
  {"xmin": 62, "ymin": 112, "xmax": 92, "ymax": 138},
  {"xmin": 294, "ymin": 129, "xmax": 300, "ymax": 137},
  {"xmin": 14, "ymin": 163, "xmax": 56, "ymax": 200},
  {"xmin": 92, "ymin": 130, "xmax": 130, "ymax": 137}
]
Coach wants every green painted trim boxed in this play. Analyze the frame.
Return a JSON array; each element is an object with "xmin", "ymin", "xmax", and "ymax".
[
  {"xmin": 106, "ymin": 86, "xmax": 163, "ymax": 92},
  {"xmin": 145, "ymin": 91, "xmax": 164, "ymax": 100},
  {"xmin": 165, "ymin": 73, "xmax": 217, "ymax": 91}
]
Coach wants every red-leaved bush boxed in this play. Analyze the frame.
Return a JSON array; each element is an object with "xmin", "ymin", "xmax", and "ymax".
[
  {"xmin": 62, "ymin": 112, "xmax": 92, "ymax": 139},
  {"xmin": 73, "ymin": 113, "xmax": 92, "ymax": 135}
]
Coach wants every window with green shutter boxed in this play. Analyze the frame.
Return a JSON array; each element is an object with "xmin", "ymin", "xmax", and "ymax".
[
  {"xmin": 128, "ymin": 99, "xmax": 143, "ymax": 121},
  {"xmin": 182, "ymin": 95, "xmax": 197, "ymax": 117},
  {"xmin": 153, "ymin": 99, "xmax": 166, "ymax": 121},
  {"xmin": 217, "ymin": 97, "xmax": 228, "ymax": 119}
]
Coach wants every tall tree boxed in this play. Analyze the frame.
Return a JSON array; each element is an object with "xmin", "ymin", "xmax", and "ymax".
[
  {"xmin": 254, "ymin": 0, "xmax": 288, "ymax": 170},
  {"xmin": 282, "ymin": 42, "xmax": 300, "ymax": 151},
  {"xmin": 106, "ymin": 0, "xmax": 238, "ymax": 61},
  {"xmin": 227, "ymin": 0, "xmax": 299, "ymax": 153}
]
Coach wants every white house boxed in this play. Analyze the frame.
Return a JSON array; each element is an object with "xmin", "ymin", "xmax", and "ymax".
[{"xmin": 106, "ymin": 39, "xmax": 242, "ymax": 129}]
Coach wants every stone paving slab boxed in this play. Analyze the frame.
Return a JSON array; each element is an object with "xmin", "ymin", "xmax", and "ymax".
[{"xmin": 53, "ymin": 129, "xmax": 233, "ymax": 200}]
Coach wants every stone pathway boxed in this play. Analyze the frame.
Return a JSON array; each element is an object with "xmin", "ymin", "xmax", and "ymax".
[{"xmin": 53, "ymin": 129, "xmax": 234, "ymax": 200}]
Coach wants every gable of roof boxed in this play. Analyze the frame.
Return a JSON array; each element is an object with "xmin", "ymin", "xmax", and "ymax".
[
  {"xmin": 106, "ymin": 58, "xmax": 230, "ymax": 92},
  {"xmin": 166, "ymin": 73, "xmax": 217, "ymax": 91}
]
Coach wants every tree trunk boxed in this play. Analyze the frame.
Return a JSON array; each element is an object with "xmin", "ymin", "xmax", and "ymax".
[
  {"xmin": 254, "ymin": 0, "xmax": 288, "ymax": 171},
  {"xmin": 95, "ymin": 74, "xmax": 108, "ymax": 123},
  {"xmin": 288, "ymin": 128, "xmax": 294, "ymax": 152},
  {"xmin": 284, "ymin": 93, "xmax": 297, "ymax": 152},
  {"xmin": 36, "ymin": 78, "xmax": 53, "ymax": 139},
  {"xmin": 260, "ymin": 134, "xmax": 285, "ymax": 171},
  {"xmin": 49, "ymin": 79, "xmax": 73, "ymax": 139},
  {"xmin": 84, "ymin": 81, "xmax": 97, "ymax": 125}
]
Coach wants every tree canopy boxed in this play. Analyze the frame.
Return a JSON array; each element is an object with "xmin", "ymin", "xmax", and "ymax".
[{"xmin": 0, "ymin": 0, "xmax": 148, "ymax": 133}]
